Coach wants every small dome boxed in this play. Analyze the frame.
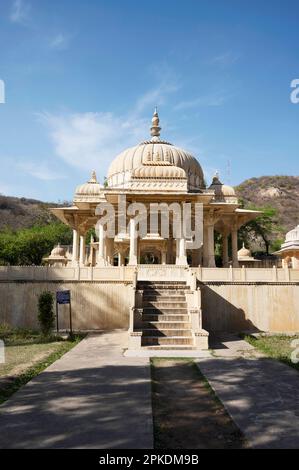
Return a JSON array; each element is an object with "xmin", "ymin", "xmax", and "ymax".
[
  {"xmin": 238, "ymin": 243, "xmax": 251, "ymax": 259},
  {"xmin": 74, "ymin": 170, "xmax": 103, "ymax": 202},
  {"xmin": 209, "ymin": 172, "xmax": 238, "ymax": 203},
  {"xmin": 50, "ymin": 244, "xmax": 66, "ymax": 257},
  {"xmin": 285, "ymin": 225, "xmax": 299, "ymax": 243}
]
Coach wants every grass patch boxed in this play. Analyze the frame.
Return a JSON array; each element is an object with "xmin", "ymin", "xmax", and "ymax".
[
  {"xmin": 0, "ymin": 324, "xmax": 85, "ymax": 404},
  {"xmin": 245, "ymin": 334, "xmax": 299, "ymax": 371}
]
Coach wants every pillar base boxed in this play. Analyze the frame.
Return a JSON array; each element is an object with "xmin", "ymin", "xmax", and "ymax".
[
  {"xmin": 96, "ymin": 257, "xmax": 108, "ymax": 267},
  {"xmin": 176, "ymin": 256, "xmax": 188, "ymax": 266},
  {"xmin": 128, "ymin": 256, "xmax": 138, "ymax": 266},
  {"xmin": 194, "ymin": 329, "xmax": 209, "ymax": 349}
]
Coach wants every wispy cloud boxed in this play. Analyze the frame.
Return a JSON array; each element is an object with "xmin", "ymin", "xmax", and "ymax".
[
  {"xmin": 49, "ymin": 33, "xmax": 71, "ymax": 50},
  {"xmin": 174, "ymin": 93, "xmax": 230, "ymax": 111},
  {"xmin": 17, "ymin": 161, "xmax": 67, "ymax": 181},
  {"xmin": 38, "ymin": 79, "xmax": 179, "ymax": 173},
  {"xmin": 38, "ymin": 111, "xmax": 148, "ymax": 172},
  {"xmin": 209, "ymin": 51, "xmax": 240, "ymax": 67},
  {"xmin": 10, "ymin": 0, "xmax": 31, "ymax": 25}
]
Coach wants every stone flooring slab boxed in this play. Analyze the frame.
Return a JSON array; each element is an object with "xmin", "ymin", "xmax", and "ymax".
[
  {"xmin": 0, "ymin": 330, "xmax": 153, "ymax": 449},
  {"xmin": 196, "ymin": 355, "xmax": 299, "ymax": 449},
  {"xmin": 209, "ymin": 333, "xmax": 259, "ymax": 358},
  {"xmin": 124, "ymin": 349, "xmax": 211, "ymax": 358}
]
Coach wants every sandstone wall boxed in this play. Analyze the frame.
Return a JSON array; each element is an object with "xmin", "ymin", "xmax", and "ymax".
[
  {"xmin": 0, "ymin": 281, "xmax": 132, "ymax": 330},
  {"xmin": 201, "ymin": 283, "xmax": 299, "ymax": 333}
]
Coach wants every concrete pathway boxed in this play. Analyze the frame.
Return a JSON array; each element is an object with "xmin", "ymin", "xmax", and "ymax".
[
  {"xmin": 197, "ymin": 349, "xmax": 299, "ymax": 448},
  {"xmin": 0, "ymin": 331, "xmax": 153, "ymax": 449}
]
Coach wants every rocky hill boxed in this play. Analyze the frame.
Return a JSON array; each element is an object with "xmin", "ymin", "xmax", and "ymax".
[
  {"xmin": 0, "ymin": 195, "xmax": 67, "ymax": 231},
  {"xmin": 235, "ymin": 175, "xmax": 299, "ymax": 234}
]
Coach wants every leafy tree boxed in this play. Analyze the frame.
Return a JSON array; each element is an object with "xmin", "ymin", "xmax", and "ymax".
[
  {"xmin": 38, "ymin": 291, "xmax": 55, "ymax": 336},
  {"xmin": 239, "ymin": 205, "xmax": 283, "ymax": 255},
  {"xmin": 0, "ymin": 222, "xmax": 72, "ymax": 266}
]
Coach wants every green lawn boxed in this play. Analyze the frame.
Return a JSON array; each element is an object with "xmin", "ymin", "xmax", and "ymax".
[
  {"xmin": 245, "ymin": 334, "xmax": 299, "ymax": 371},
  {"xmin": 0, "ymin": 324, "xmax": 84, "ymax": 404}
]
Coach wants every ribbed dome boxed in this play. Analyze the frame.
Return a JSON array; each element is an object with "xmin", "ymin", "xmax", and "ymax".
[
  {"xmin": 285, "ymin": 225, "xmax": 299, "ymax": 243},
  {"xmin": 50, "ymin": 244, "xmax": 66, "ymax": 257},
  {"xmin": 107, "ymin": 110, "xmax": 204, "ymax": 190},
  {"xmin": 74, "ymin": 170, "xmax": 103, "ymax": 203},
  {"xmin": 132, "ymin": 161, "xmax": 186, "ymax": 179},
  {"xmin": 238, "ymin": 243, "xmax": 251, "ymax": 259},
  {"xmin": 209, "ymin": 173, "xmax": 238, "ymax": 203}
]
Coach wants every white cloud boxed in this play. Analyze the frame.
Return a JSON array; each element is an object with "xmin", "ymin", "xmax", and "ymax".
[
  {"xmin": 10, "ymin": 0, "xmax": 31, "ymax": 25},
  {"xmin": 39, "ymin": 111, "xmax": 148, "ymax": 172},
  {"xmin": 38, "ymin": 80, "xmax": 179, "ymax": 173},
  {"xmin": 209, "ymin": 51, "xmax": 240, "ymax": 67},
  {"xmin": 17, "ymin": 161, "xmax": 67, "ymax": 181},
  {"xmin": 131, "ymin": 74, "xmax": 179, "ymax": 117},
  {"xmin": 50, "ymin": 33, "xmax": 70, "ymax": 50},
  {"xmin": 174, "ymin": 93, "xmax": 229, "ymax": 111}
]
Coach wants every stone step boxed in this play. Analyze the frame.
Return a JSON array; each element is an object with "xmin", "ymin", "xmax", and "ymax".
[
  {"xmin": 142, "ymin": 307, "xmax": 188, "ymax": 315},
  {"xmin": 138, "ymin": 281, "xmax": 187, "ymax": 286},
  {"xmin": 142, "ymin": 314, "xmax": 190, "ymax": 322},
  {"xmin": 143, "ymin": 295, "xmax": 186, "ymax": 301},
  {"xmin": 142, "ymin": 301, "xmax": 187, "ymax": 308},
  {"xmin": 142, "ymin": 336, "xmax": 194, "ymax": 346},
  {"xmin": 142, "ymin": 321, "xmax": 192, "ymax": 329},
  {"xmin": 142, "ymin": 329, "xmax": 192, "ymax": 337},
  {"xmin": 142, "ymin": 291, "xmax": 189, "ymax": 298},
  {"xmin": 140, "ymin": 286, "xmax": 189, "ymax": 291}
]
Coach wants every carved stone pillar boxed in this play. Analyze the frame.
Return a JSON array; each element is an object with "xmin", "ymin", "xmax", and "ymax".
[
  {"xmin": 231, "ymin": 226, "xmax": 239, "ymax": 268},
  {"xmin": 176, "ymin": 237, "xmax": 187, "ymax": 265},
  {"xmin": 203, "ymin": 225, "xmax": 209, "ymax": 267},
  {"xmin": 128, "ymin": 218, "xmax": 138, "ymax": 265},
  {"xmin": 222, "ymin": 231, "xmax": 229, "ymax": 267},
  {"xmin": 97, "ymin": 223, "xmax": 106, "ymax": 267},
  {"xmin": 72, "ymin": 229, "xmax": 79, "ymax": 266},
  {"xmin": 79, "ymin": 234, "xmax": 86, "ymax": 267},
  {"xmin": 207, "ymin": 224, "xmax": 216, "ymax": 267}
]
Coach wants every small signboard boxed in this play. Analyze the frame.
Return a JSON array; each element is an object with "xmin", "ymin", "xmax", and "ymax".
[
  {"xmin": 56, "ymin": 290, "xmax": 71, "ymax": 305},
  {"xmin": 56, "ymin": 290, "xmax": 72, "ymax": 335}
]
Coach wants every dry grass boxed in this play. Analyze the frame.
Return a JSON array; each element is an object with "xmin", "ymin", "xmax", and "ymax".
[{"xmin": 245, "ymin": 334, "xmax": 299, "ymax": 371}]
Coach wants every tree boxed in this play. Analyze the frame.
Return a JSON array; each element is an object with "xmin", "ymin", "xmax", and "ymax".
[
  {"xmin": 0, "ymin": 222, "xmax": 72, "ymax": 266},
  {"xmin": 239, "ymin": 205, "xmax": 283, "ymax": 255},
  {"xmin": 38, "ymin": 291, "xmax": 55, "ymax": 336}
]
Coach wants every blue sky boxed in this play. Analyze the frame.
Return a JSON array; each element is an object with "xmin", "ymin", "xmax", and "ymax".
[{"xmin": 0, "ymin": 0, "xmax": 298, "ymax": 202}]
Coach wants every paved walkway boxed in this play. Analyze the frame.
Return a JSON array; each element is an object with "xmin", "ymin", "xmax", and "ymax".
[
  {"xmin": 0, "ymin": 331, "xmax": 153, "ymax": 449},
  {"xmin": 197, "ymin": 344, "xmax": 299, "ymax": 449}
]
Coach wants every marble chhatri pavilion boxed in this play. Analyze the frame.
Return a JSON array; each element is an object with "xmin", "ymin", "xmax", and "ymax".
[
  {"xmin": 274, "ymin": 225, "xmax": 299, "ymax": 268},
  {"xmin": 51, "ymin": 109, "xmax": 259, "ymax": 268}
]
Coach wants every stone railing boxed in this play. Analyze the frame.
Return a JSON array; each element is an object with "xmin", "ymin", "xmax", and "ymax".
[
  {"xmin": 0, "ymin": 266, "xmax": 135, "ymax": 282},
  {"xmin": 193, "ymin": 266, "xmax": 299, "ymax": 283},
  {"xmin": 0, "ymin": 265, "xmax": 299, "ymax": 283}
]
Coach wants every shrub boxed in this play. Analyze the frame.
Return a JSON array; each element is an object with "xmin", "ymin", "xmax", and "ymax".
[{"xmin": 38, "ymin": 291, "xmax": 55, "ymax": 336}]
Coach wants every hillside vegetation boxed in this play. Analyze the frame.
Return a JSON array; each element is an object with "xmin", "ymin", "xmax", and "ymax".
[
  {"xmin": 235, "ymin": 175, "xmax": 299, "ymax": 234},
  {"xmin": 0, "ymin": 195, "xmax": 69, "ymax": 231}
]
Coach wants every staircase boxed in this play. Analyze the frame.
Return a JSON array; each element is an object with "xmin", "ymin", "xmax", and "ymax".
[{"xmin": 137, "ymin": 280, "xmax": 196, "ymax": 349}]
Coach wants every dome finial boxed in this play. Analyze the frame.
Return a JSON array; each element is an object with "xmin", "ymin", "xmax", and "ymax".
[
  {"xmin": 150, "ymin": 107, "xmax": 161, "ymax": 138},
  {"xmin": 89, "ymin": 170, "xmax": 98, "ymax": 183},
  {"xmin": 212, "ymin": 170, "xmax": 222, "ymax": 185}
]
